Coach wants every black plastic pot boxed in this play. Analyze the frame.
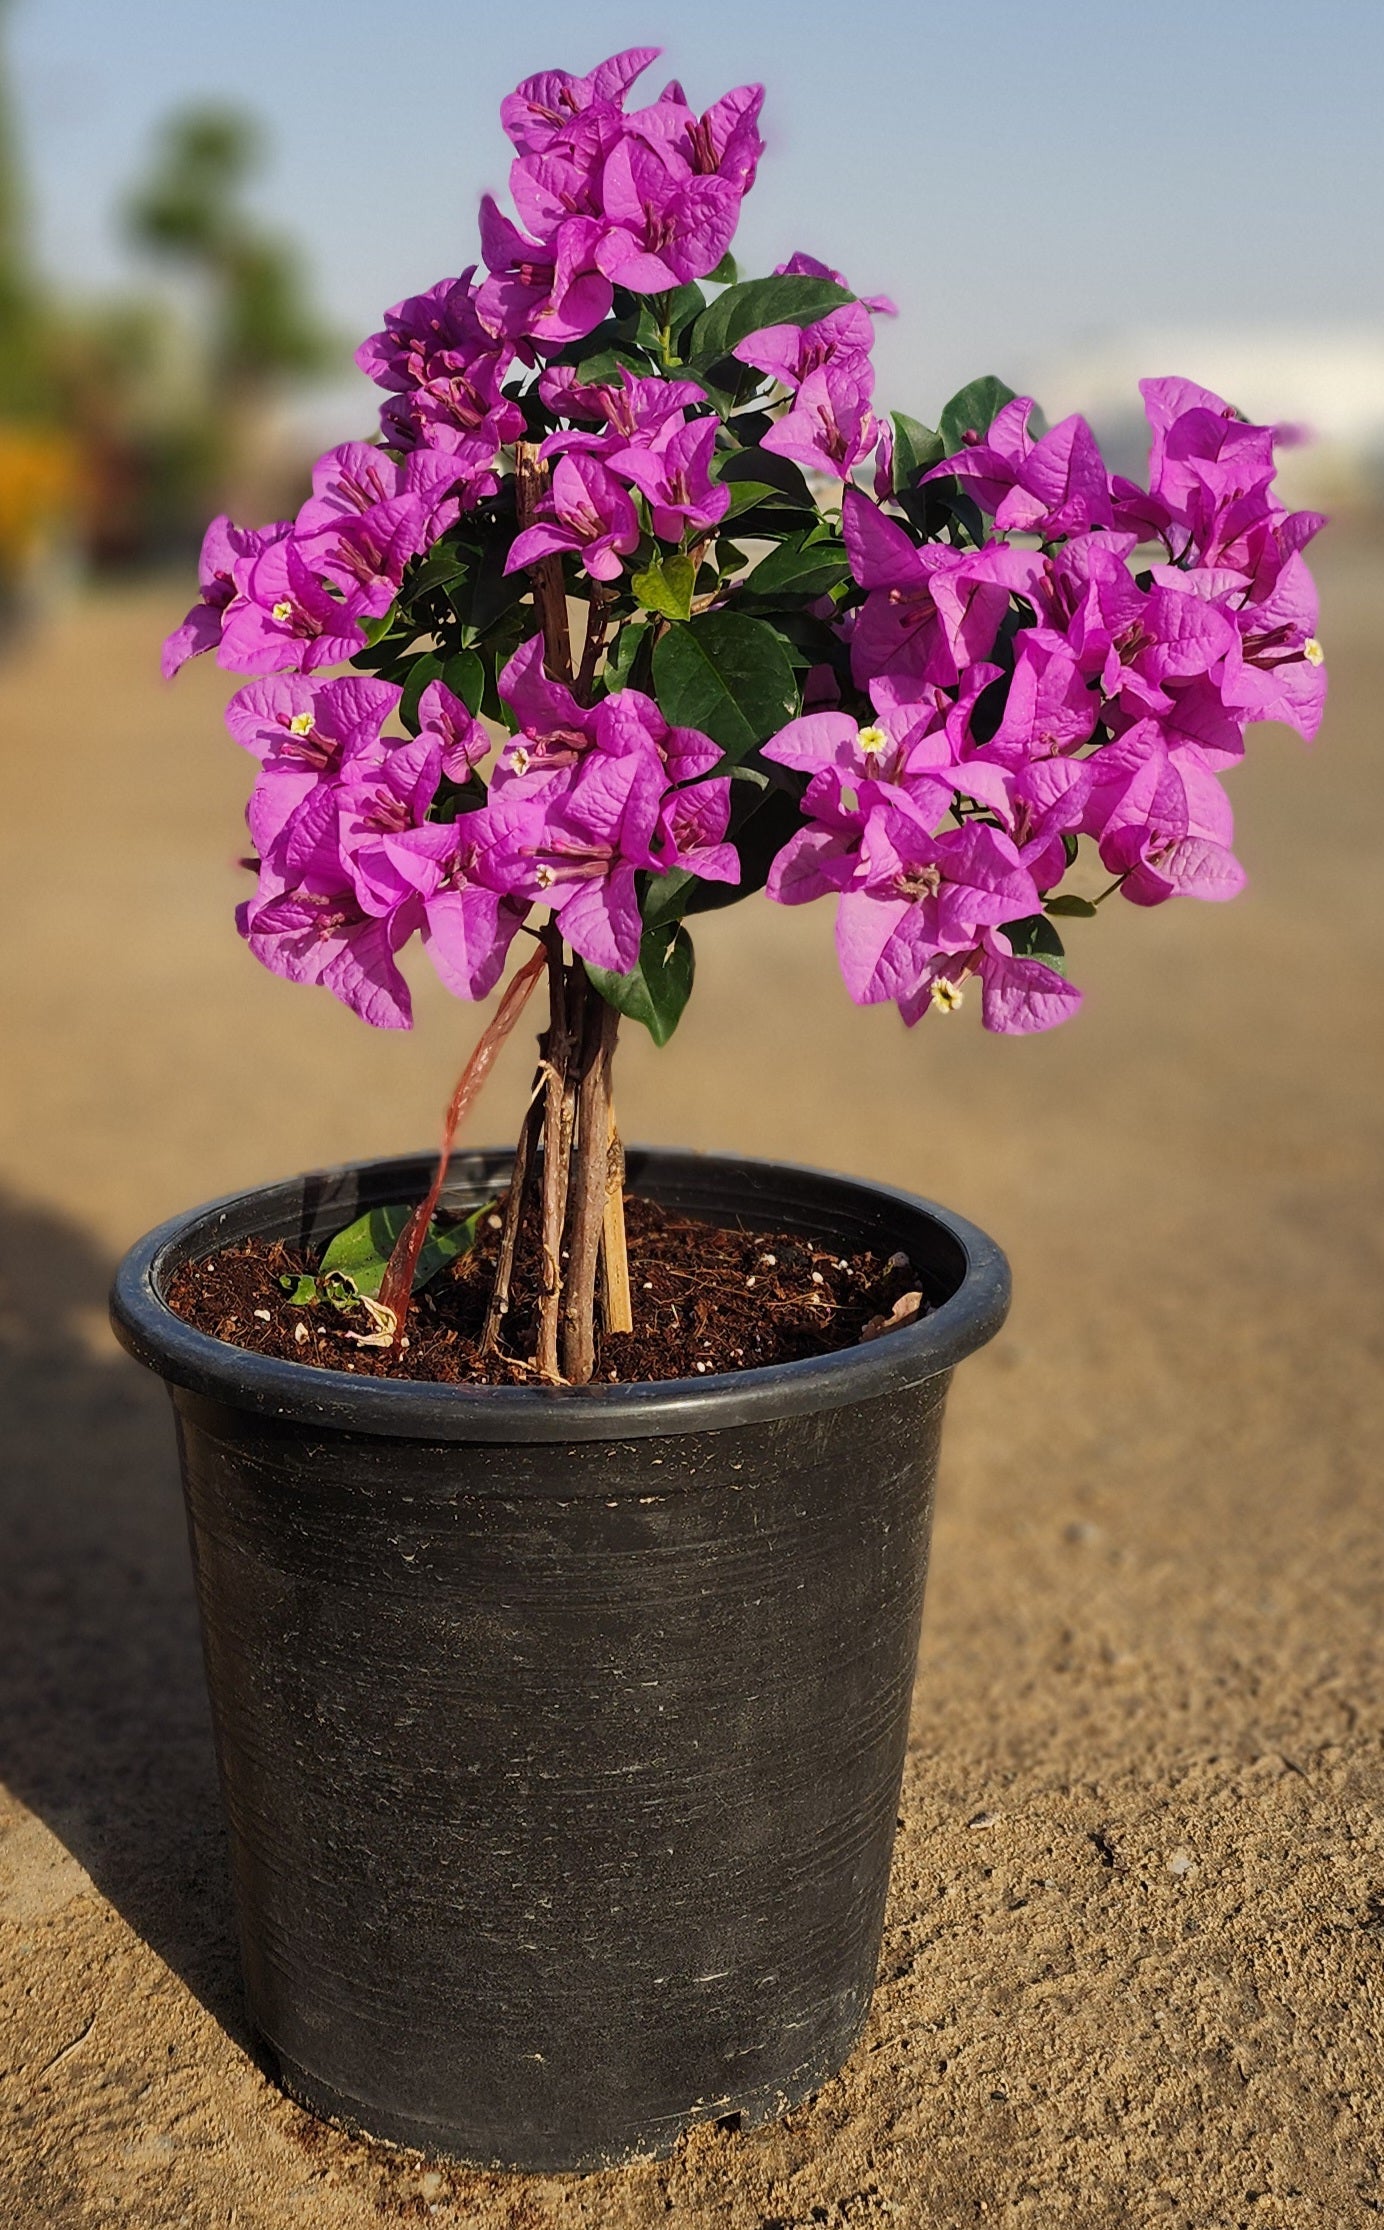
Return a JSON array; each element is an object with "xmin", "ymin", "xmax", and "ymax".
[{"xmin": 110, "ymin": 1147, "xmax": 1008, "ymax": 2172}]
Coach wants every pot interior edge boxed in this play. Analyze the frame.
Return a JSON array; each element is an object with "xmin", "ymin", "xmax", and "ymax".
[{"xmin": 151, "ymin": 1147, "xmax": 971, "ymax": 1317}]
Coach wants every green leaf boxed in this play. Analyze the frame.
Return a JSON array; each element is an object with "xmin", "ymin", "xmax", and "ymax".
[
  {"xmin": 631, "ymin": 551, "xmax": 697, "ymax": 621},
  {"xmin": 714, "ymin": 445, "xmax": 815, "ymax": 507},
  {"xmin": 359, "ymin": 604, "xmax": 399, "ymax": 647},
  {"xmin": 400, "ymin": 647, "xmax": 485, "ymax": 731},
  {"xmin": 586, "ymin": 925, "xmax": 695, "ymax": 1047},
  {"xmin": 407, "ymin": 541, "xmax": 470, "ymax": 600},
  {"xmin": 467, "ymin": 525, "xmax": 530, "ymax": 635},
  {"xmin": 938, "ymin": 376, "xmax": 1018, "ymax": 458},
  {"xmin": 706, "ymin": 251, "xmax": 738, "ymax": 286},
  {"xmin": 720, "ymin": 479, "xmax": 781, "ymax": 518},
  {"xmin": 573, "ymin": 343, "xmax": 650, "ymax": 385},
  {"xmin": 639, "ymin": 866, "xmax": 698, "ymax": 933},
  {"xmin": 604, "ymin": 618, "xmax": 653, "ymax": 694},
  {"xmin": 689, "ymin": 275, "xmax": 854, "ymax": 370},
  {"xmin": 651, "ymin": 610, "xmax": 800, "ymax": 762},
  {"xmin": 1000, "ymin": 914, "xmax": 1068, "ymax": 975},
  {"xmin": 891, "ymin": 410, "xmax": 945, "ymax": 488},
  {"xmin": 1043, "ymin": 893, "xmax": 1098, "ymax": 918},
  {"xmin": 661, "ymin": 281, "xmax": 707, "ymax": 342},
  {"xmin": 292, "ymin": 1200, "xmax": 495, "ymax": 1304},
  {"xmin": 740, "ymin": 528, "xmax": 849, "ymax": 602}
]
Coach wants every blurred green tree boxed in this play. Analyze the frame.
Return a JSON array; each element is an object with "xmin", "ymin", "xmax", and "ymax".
[
  {"xmin": 124, "ymin": 105, "xmax": 336, "ymax": 513},
  {"xmin": 0, "ymin": 0, "xmax": 53, "ymax": 421}
]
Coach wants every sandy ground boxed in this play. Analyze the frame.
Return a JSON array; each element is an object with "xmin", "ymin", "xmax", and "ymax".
[{"xmin": 1, "ymin": 536, "xmax": 1381, "ymax": 2229}]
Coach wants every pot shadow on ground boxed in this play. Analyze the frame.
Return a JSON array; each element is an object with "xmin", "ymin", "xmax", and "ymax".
[{"xmin": 0, "ymin": 1188, "xmax": 252, "ymax": 2044}]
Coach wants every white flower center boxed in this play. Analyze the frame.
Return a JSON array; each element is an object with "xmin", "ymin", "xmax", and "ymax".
[
  {"xmin": 930, "ymin": 977, "xmax": 964, "ymax": 1013},
  {"xmin": 1304, "ymin": 636, "xmax": 1325, "ymax": 665}
]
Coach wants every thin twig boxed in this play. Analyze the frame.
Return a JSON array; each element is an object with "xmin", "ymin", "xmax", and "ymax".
[
  {"xmin": 600, "ymin": 1029, "xmax": 632, "ymax": 1338},
  {"xmin": 574, "ymin": 585, "xmax": 614, "ymax": 706},
  {"xmin": 376, "ymin": 944, "xmax": 546, "ymax": 1349},
  {"xmin": 479, "ymin": 1078, "xmax": 544, "ymax": 1358},
  {"xmin": 536, "ymin": 933, "xmax": 580, "ymax": 1382}
]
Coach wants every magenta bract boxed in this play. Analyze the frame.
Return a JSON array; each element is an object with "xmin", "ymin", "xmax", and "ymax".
[{"xmin": 161, "ymin": 44, "xmax": 1327, "ymax": 1042}]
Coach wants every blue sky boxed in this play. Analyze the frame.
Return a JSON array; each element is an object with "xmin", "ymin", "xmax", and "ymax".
[{"xmin": 10, "ymin": 0, "xmax": 1383, "ymax": 417}]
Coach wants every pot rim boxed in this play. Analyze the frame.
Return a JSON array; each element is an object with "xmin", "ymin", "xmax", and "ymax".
[{"xmin": 109, "ymin": 1146, "xmax": 1010, "ymax": 1443}]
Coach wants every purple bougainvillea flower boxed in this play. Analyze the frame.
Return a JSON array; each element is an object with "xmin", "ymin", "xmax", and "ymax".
[
  {"xmin": 357, "ymin": 266, "xmax": 524, "ymax": 471},
  {"xmin": 763, "ymin": 702, "xmax": 1010, "ymax": 834},
  {"xmin": 396, "ymin": 356, "xmax": 525, "ymax": 463},
  {"xmin": 356, "ymin": 272, "xmax": 499, "ymax": 393},
  {"xmin": 733, "ymin": 300, "xmax": 877, "ymax": 392},
  {"xmin": 608, "ymin": 413, "xmax": 730, "ymax": 540},
  {"xmin": 238, "ymin": 858, "xmax": 418, "ymax": 1031},
  {"xmin": 471, "ymin": 752, "xmax": 666, "ymax": 973},
  {"xmin": 921, "ymin": 396, "xmax": 1036, "ymax": 515},
  {"xmin": 654, "ymin": 777, "xmax": 738, "ymax": 884},
  {"xmin": 1234, "ymin": 504, "xmax": 1328, "ymax": 605},
  {"xmin": 335, "ymin": 737, "xmax": 444, "ymax": 914},
  {"xmin": 921, "ymin": 927, "xmax": 1084, "ymax": 1034},
  {"xmin": 833, "ymin": 811, "xmax": 1045, "ymax": 1008},
  {"xmin": 216, "ymin": 539, "xmax": 368, "ymax": 675},
  {"xmin": 416, "ymin": 680, "xmax": 491, "ymax": 780},
  {"xmin": 225, "ymin": 673, "xmax": 400, "ymax": 863},
  {"xmin": 475, "ymin": 197, "xmax": 613, "ymax": 346},
  {"xmin": 161, "ymin": 515, "xmax": 291, "ymax": 679},
  {"xmin": 500, "ymin": 47, "xmax": 661, "ymax": 154},
  {"xmin": 364, "ymin": 814, "xmax": 528, "ymax": 1002},
  {"xmin": 1034, "ymin": 531, "xmax": 1145, "ymax": 677},
  {"xmin": 595, "ymin": 137, "xmax": 743, "ymax": 291},
  {"xmin": 510, "ymin": 110, "xmax": 620, "ymax": 242},
  {"xmin": 626, "ymin": 81, "xmax": 765, "ymax": 194},
  {"xmin": 1100, "ymin": 583, "xmax": 1239, "ymax": 721},
  {"xmin": 1216, "ymin": 553, "xmax": 1327, "ymax": 740},
  {"xmin": 842, "ymin": 489, "xmax": 1042, "ymax": 700},
  {"xmin": 297, "ymin": 495, "xmax": 439, "ymax": 620},
  {"xmin": 993, "ymin": 413, "xmax": 1114, "ymax": 538},
  {"xmin": 294, "ymin": 443, "xmax": 462, "ymax": 537},
  {"xmin": 765, "ymin": 824, "xmax": 861, "ymax": 907},
  {"xmin": 762, "ymin": 361, "xmax": 877, "ymax": 481},
  {"xmin": 496, "ymin": 633, "xmax": 598, "ymax": 774},
  {"xmin": 554, "ymin": 367, "xmax": 704, "ymax": 450},
  {"xmin": 1083, "ymin": 721, "xmax": 1244, "ymax": 905},
  {"xmin": 984, "ymin": 631, "xmax": 1100, "ymax": 766},
  {"xmin": 505, "ymin": 451, "xmax": 640, "ymax": 584},
  {"xmin": 535, "ymin": 362, "xmax": 613, "ymax": 422},
  {"xmin": 925, "ymin": 400, "xmax": 1113, "ymax": 538},
  {"xmin": 1141, "ymin": 378, "xmax": 1273, "ymax": 514},
  {"xmin": 1006, "ymin": 755, "xmax": 1096, "ymax": 893}
]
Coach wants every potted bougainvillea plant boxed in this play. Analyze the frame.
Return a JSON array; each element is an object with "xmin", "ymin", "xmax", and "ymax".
[{"xmin": 111, "ymin": 44, "xmax": 1326, "ymax": 2175}]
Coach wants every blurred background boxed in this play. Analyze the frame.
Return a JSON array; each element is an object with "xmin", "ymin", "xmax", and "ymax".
[
  {"xmin": 3, "ymin": 0, "xmax": 1383, "ymax": 608},
  {"xmin": 2, "ymin": 8, "xmax": 1382, "ymax": 2221}
]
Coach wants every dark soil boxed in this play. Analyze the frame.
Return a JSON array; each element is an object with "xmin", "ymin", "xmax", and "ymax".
[{"xmin": 165, "ymin": 1193, "xmax": 929, "ymax": 1385}]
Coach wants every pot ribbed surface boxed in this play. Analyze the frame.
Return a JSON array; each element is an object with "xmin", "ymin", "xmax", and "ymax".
[{"xmin": 112, "ymin": 1149, "xmax": 1009, "ymax": 2169}]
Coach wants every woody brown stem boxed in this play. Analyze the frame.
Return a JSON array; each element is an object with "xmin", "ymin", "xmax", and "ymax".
[
  {"xmin": 536, "ymin": 933, "xmax": 581, "ymax": 1382},
  {"xmin": 479, "ymin": 1078, "xmax": 543, "ymax": 1358},
  {"xmin": 601, "ymin": 1088, "xmax": 632, "ymax": 1338},
  {"xmin": 574, "ymin": 585, "xmax": 614, "ymax": 706},
  {"xmin": 560, "ymin": 992, "xmax": 615, "ymax": 1385},
  {"xmin": 515, "ymin": 441, "xmax": 573, "ymax": 684}
]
